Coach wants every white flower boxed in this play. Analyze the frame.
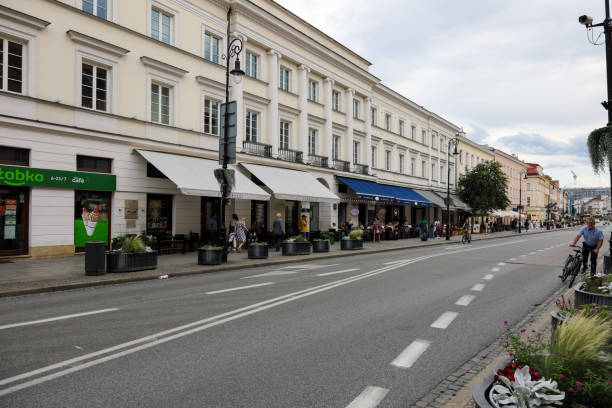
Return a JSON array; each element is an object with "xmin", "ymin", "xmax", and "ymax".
[{"xmin": 491, "ymin": 366, "xmax": 564, "ymax": 408}]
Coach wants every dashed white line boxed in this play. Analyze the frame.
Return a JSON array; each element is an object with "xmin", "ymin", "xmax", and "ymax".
[
  {"xmin": 483, "ymin": 274, "xmax": 494, "ymax": 280},
  {"xmin": 455, "ymin": 295, "xmax": 476, "ymax": 306},
  {"xmin": 346, "ymin": 385, "xmax": 389, "ymax": 408},
  {"xmin": 471, "ymin": 283, "xmax": 486, "ymax": 291},
  {"xmin": 491, "ymin": 267, "xmax": 500, "ymax": 272},
  {"xmin": 0, "ymin": 309, "xmax": 119, "ymax": 330},
  {"xmin": 243, "ymin": 271, "xmax": 297, "ymax": 279},
  {"xmin": 537, "ymin": 249, "xmax": 543, "ymax": 252},
  {"xmin": 497, "ymin": 262, "xmax": 506, "ymax": 266},
  {"xmin": 390, "ymin": 339, "xmax": 432, "ymax": 368},
  {"xmin": 316, "ymin": 268, "xmax": 360, "ymax": 277},
  {"xmin": 519, "ymin": 255, "xmax": 527, "ymax": 258},
  {"xmin": 529, "ymin": 252, "xmax": 536, "ymax": 255},
  {"xmin": 509, "ymin": 258, "xmax": 517, "ymax": 261},
  {"xmin": 431, "ymin": 311, "xmax": 458, "ymax": 329},
  {"xmin": 205, "ymin": 282, "xmax": 274, "ymax": 295}
]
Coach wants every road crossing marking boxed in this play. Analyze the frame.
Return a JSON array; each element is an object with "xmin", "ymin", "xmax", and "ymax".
[
  {"xmin": 491, "ymin": 267, "xmax": 500, "ymax": 272},
  {"xmin": 455, "ymin": 295, "xmax": 475, "ymax": 306},
  {"xmin": 316, "ymin": 268, "xmax": 360, "ymax": 277},
  {"xmin": 346, "ymin": 386, "xmax": 389, "ymax": 408},
  {"xmin": 0, "ymin": 309, "xmax": 119, "ymax": 331},
  {"xmin": 390, "ymin": 339, "xmax": 432, "ymax": 368},
  {"xmin": 483, "ymin": 274, "xmax": 494, "ymax": 280},
  {"xmin": 519, "ymin": 255, "xmax": 527, "ymax": 257},
  {"xmin": 471, "ymin": 283, "xmax": 485, "ymax": 291},
  {"xmin": 529, "ymin": 252, "xmax": 536, "ymax": 255},
  {"xmin": 430, "ymin": 311, "xmax": 458, "ymax": 329},
  {"xmin": 279, "ymin": 264, "xmax": 339, "ymax": 270},
  {"xmin": 537, "ymin": 249, "xmax": 543, "ymax": 252},
  {"xmin": 205, "ymin": 282, "xmax": 274, "ymax": 295}
]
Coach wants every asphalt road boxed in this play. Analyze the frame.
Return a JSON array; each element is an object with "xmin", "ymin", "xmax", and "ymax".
[{"xmin": 0, "ymin": 228, "xmax": 595, "ymax": 407}]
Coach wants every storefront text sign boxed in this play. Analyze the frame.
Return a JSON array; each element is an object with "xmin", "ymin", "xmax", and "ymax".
[{"xmin": 0, "ymin": 165, "xmax": 116, "ymax": 191}]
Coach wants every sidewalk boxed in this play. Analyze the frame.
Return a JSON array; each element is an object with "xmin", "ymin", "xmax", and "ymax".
[{"xmin": 0, "ymin": 227, "xmax": 567, "ymax": 298}]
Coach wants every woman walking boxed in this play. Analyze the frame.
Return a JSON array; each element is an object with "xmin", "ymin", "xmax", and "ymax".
[{"xmin": 236, "ymin": 216, "xmax": 248, "ymax": 252}]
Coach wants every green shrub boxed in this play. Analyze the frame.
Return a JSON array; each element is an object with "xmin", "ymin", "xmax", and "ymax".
[
  {"xmin": 319, "ymin": 231, "xmax": 331, "ymax": 240},
  {"xmin": 348, "ymin": 230, "xmax": 363, "ymax": 240},
  {"xmin": 200, "ymin": 245, "xmax": 222, "ymax": 250},
  {"xmin": 121, "ymin": 236, "xmax": 146, "ymax": 254}
]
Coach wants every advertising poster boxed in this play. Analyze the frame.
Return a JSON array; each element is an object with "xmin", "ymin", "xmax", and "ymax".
[{"xmin": 74, "ymin": 194, "xmax": 109, "ymax": 247}]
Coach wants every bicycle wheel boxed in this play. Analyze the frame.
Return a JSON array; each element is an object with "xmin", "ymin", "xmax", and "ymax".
[
  {"xmin": 568, "ymin": 259, "xmax": 581, "ymax": 288},
  {"xmin": 560, "ymin": 256, "xmax": 573, "ymax": 282},
  {"xmin": 461, "ymin": 233, "xmax": 466, "ymax": 244}
]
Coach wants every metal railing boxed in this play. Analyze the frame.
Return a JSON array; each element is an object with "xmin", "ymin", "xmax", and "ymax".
[
  {"xmin": 278, "ymin": 148, "xmax": 303, "ymax": 163},
  {"xmin": 242, "ymin": 140, "xmax": 272, "ymax": 158},
  {"xmin": 352, "ymin": 163, "xmax": 369, "ymax": 175},
  {"xmin": 307, "ymin": 154, "xmax": 328, "ymax": 168},
  {"xmin": 332, "ymin": 159, "xmax": 351, "ymax": 172}
]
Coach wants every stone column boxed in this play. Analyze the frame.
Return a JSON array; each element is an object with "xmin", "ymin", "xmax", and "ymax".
[
  {"xmin": 345, "ymin": 88, "xmax": 354, "ymax": 168},
  {"xmin": 365, "ymin": 96, "xmax": 372, "ymax": 170},
  {"xmin": 230, "ymin": 33, "xmax": 246, "ymax": 151},
  {"xmin": 323, "ymin": 78, "xmax": 334, "ymax": 160},
  {"xmin": 267, "ymin": 50, "xmax": 281, "ymax": 155},
  {"xmin": 298, "ymin": 65, "xmax": 310, "ymax": 155}
]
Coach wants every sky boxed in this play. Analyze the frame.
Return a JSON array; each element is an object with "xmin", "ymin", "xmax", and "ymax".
[{"xmin": 275, "ymin": 0, "xmax": 610, "ymax": 189}]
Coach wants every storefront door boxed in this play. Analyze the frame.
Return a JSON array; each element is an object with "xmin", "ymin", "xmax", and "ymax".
[
  {"xmin": 0, "ymin": 187, "xmax": 29, "ymax": 256},
  {"xmin": 285, "ymin": 201, "xmax": 299, "ymax": 236},
  {"xmin": 147, "ymin": 194, "xmax": 173, "ymax": 237},
  {"xmin": 309, "ymin": 202, "xmax": 319, "ymax": 232},
  {"xmin": 251, "ymin": 200, "xmax": 268, "ymax": 231},
  {"xmin": 74, "ymin": 191, "xmax": 111, "ymax": 250},
  {"xmin": 201, "ymin": 197, "xmax": 221, "ymax": 244}
]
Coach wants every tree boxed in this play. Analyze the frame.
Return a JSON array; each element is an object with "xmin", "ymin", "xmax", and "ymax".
[
  {"xmin": 587, "ymin": 125, "xmax": 612, "ymax": 175},
  {"xmin": 457, "ymin": 161, "xmax": 510, "ymax": 215}
]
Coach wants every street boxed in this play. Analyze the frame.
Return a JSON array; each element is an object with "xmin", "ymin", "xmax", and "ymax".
[{"xmin": 0, "ymin": 228, "xmax": 592, "ymax": 407}]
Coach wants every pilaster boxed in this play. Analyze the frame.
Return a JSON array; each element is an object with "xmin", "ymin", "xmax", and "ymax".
[
  {"xmin": 323, "ymin": 77, "xmax": 334, "ymax": 160},
  {"xmin": 267, "ymin": 49, "xmax": 281, "ymax": 153},
  {"xmin": 298, "ymin": 65, "xmax": 310, "ymax": 155}
]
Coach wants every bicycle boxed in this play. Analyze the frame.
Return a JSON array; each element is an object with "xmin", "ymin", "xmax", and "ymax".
[
  {"xmin": 560, "ymin": 245, "xmax": 583, "ymax": 288},
  {"xmin": 461, "ymin": 229, "xmax": 470, "ymax": 244}
]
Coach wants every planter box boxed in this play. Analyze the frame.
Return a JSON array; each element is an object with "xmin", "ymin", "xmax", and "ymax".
[
  {"xmin": 574, "ymin": 282, "xmax": 612, "ymax": 307},
  {"xmin": 312, "ymin": 240, "xmax": 330, "ymax": 253},
  {"xmin": 281, "ymin": 241, "xmax": 311, "ymax": 256},
  {"xmin": 248, "ymin": 244, "xmax": 269, "ymax": 259},
  {"xmin": 341, "ymin": 239, "xmax": 363, "ymax": 250},
  {"xmin": 472, "ymin": 358, "xmax": 511, "ymax": 408},
  {"xmin": 107, "ymin": 251, "xmax": 158, "ymax": 273},
  {"xmin": 198, "ymin": 248, "xmax": 223, "ymax": 265}
]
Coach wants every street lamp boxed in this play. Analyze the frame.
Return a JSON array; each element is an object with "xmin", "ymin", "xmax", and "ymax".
[
  {"xmin": 446, "ymin": 128, "xmax": 464, "ymax": 240},
  {"xmin": 218, "ymin": 7, "xmax": 245, "ymax": 261},
  {"xmin": 518, "ymin": 171, "xmax": 527, "ymax": 233}
]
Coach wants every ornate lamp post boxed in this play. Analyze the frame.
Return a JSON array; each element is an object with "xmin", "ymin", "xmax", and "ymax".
[
  {"xmin": 518, "ymin": 171, "xmax": 527, "ymax": 233},
  {"xmin": 445, "ymin": 129, "xmax": 464, "ymax": 240}
]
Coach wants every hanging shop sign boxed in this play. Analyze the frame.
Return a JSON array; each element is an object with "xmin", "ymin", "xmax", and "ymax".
[{"xmin": 0, "ymin": 165, "xmax": 116, "ymax": 191}]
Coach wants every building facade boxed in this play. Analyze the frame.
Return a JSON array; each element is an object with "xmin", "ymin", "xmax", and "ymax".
[
  {"xmin": 490, "ymin": 149, "xmax": 528, "ymax": 213},
  {"xmin": 525, "ymin": 163, "xmax": 549, "ymax": 222},
  {"xmin": 0, "ymin": 0, "xmax": 464, "ymax": 257}
]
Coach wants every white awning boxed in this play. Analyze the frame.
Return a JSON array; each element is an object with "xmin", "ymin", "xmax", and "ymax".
[
  {"xmin": 136, "ymin": 150, "xmax": 270, "ymax": 201},
  {"xmin": 241, "ymin": 163, "xmax": 339, "ymax": 203}
]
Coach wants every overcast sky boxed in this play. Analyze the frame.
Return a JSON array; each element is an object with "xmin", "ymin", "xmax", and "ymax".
[{"xmin": 276, "ymin": 0, "xmax": 609, "ymax": 189}]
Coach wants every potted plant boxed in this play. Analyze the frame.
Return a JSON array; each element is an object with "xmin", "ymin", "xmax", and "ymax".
[
  {"xmin": 248, "ymin": 242, "xmax": 269, "ymax": 259},
  {"xmin": 198, "ymin": 245, "xmax": 224, "ymax": 265},
  {"xmin": 552, "ymin": 294, "xmax": 612, "ymax": 340},
  {"xmin": 311, "ymin": 234, "xmax": 330, "ymax": 253},
  {"xmin": 341, "ymin": 229, "xmax": 363, "ymax": 250},
  {"xmin": 574, "ymin": 272, "xmax": 612, "ymax": 307},
  {"xmin": 320, "ymin": 230, "xmax": 333, "ymax": 245},
  {"xmin": 107, "ymin": 236, "xmax": 158, "ymax": 273},
  {"xmin": 281, "ymin": 235, "xmax": 311, "ymax": 256}
]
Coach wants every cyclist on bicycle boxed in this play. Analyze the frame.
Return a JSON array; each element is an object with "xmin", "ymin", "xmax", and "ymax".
[
  {"xmin": 569, "ymin": 218, "xmax": 604, "ymax": 276},
  {"xmin": 463, "ymin": 217, "xmax": 471, "ymax": 243}
]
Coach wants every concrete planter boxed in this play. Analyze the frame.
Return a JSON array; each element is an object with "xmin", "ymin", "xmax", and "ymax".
[
  {"xmin": 198, "ymin": 248, "xmax": 223, "ymax": 265},
  {"xmin": 312, "ymin": 240, "xmax": 330, "ymax": 253},
  {"xmin": 574, "ymin": 282, "xmax": 612, "ymax": 307},
  {"xmin": 472, "ymin": 358, "xmax": 511, "ymax": 408},
  {"xmin": 107, "ymin": 251, "xmax": 158, "ymax": 273},
  {"xmin": 248, "ymin": 244, "xmax": 269, "ymax": 259},
  {"xmin": 341, "ymin": 239, "xmax": 363, "ymax": 250},
  {"xmin": 281, "ymin": 241, "xmax": 311, "ymax": 256}
]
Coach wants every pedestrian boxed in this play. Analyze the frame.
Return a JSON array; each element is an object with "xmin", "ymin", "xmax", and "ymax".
[
  {"xmin": 463, "ymin": 217, "xmax": 471, "ymax": 243},
  {"xmin": 421, "ymin": 218, "xmax": 428, "ymax": 241},
  {"xmin": 236, "ymin": 216, "xmax": 248, "ymax": 252},
  {"xmin": 570, "ymin": 218, "xmax": 604, "ymax": 276},
  {"xmin": 372, "ymin": 217, "xmax": 381, "ymax": 242},
  {"xmin": 207, "ymin": 213, "xmax": 218, "ymax": 244},
  {"xmin": 272, "ymin": 213, "xmax": 285, "ymax": 251},
  {"xmin": 300, "ymin": 214, "xmax": 308, "ymax": 239},
  {"xmin": 228, "ymin": 214, "xmax": 238, "ymax": 251}
]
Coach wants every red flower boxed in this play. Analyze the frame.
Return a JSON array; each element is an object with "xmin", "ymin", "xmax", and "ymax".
[
  {"xmin": 520, "ymin": 328, "xmax": 526, "ymax": 333},
  {"xmin": 576, "ymin": 381, "xmax": 582, "ymax": 389},
  {"xmin": 560, "ymin": 374, "xmax": 565, "ymax": 379},
  {"xmin": 568, "ymin": 387, "xmax": 574, "ymax": 393}
]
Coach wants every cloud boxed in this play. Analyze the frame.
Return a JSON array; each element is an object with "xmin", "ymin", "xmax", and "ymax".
[{"xmin": 496, "ymin": 133, "xmax": 588, "ymax": 157}]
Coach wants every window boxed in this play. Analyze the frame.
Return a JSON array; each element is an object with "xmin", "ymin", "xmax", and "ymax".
[
  {"xmin": 440, "ymin": 165, "xmax": 444, "ymax": 181},
  {"xmin": 280, "ymin": 67, "xmax": 290, "ymax": 91},
  {"xmin": 203, "ymin": 33, "xmax": 220, "ymax": 64},
  {"xmin": 150, "ymin": 83, "xmax": 170, "ymax": 125},
  {"xmin": 371, "ymin": 146, "xmax": 377, "ymax": 168},
  {"xmin": 0, "ymin": 38, "xmax": 24, "ymax": 94},
  {"xmin": 422, "ymin": 161, "xmax": 427, "ymax": 178},
  {"xmin": 333, "ymin": 136, "xmax": 341, "ymax": 160},
  {"xmin": 353, "ymin": 99, "xmax": 360, "ymax": 119},
  {"xmin": 332, "ymin": 90, "xmax": 340, "ymax": 111},
  {"xmin": 279, "ymin": 121, "xmax": 290, "ymax": 150},
  {"xmin": 82, "ymin": 0, "xmax": 107, "ymax": 19},
  {"xmin": 385, "ymin": 114, "xmax": 391, "ymax": 131},
  {"xmin": 527, "ymin": 183, "xmax": 531, "ymax": 191},
  {"xmin": 431, "ymin": 134, "xmax": 437, "ymax": 149},
  {"xmin": 81, "ymin": 62, "xmax": 108, "ymax": 111},
  {"xmin": 459, "ymin": 150, "xmax": 463, "ymax": 163},
  {"xmin": 77, "ymin": 155, "xmax": 111, "ymax": 173},
  {"xmin": 432, "ymin": 163, "xmax": 436, "ymax": 179},
  {"xmin": 204, "ymin": 98, "xmax": 219, "ymax": 135},
  {"xmin": 371, "ymin": 107, "xmax": 377, "ymax": 126},
  {"xmin": 440, "ymin": 137, "xmax": 445, "ymax": 153},
  {"xmin": 0, "ymin": 147, "xmax": 28, "ymax": 165},
  {"xmin": 245, "ymin": 111, "xmax": 258, "ymax": 142},
  {"xmin": 471, "ymin": 155, "xmax": 474, "ymax": 167},
  {"xmin": 308, "ymin": 128, "xmax": 317, "ymax": 156},
  {"xmin": 399, "ymin": 154, "xmax": 404, "ymax": 174},
  {"xmin": 411, "ymin": 125, "xmax": 416, "ymax": 140},
  {"xmin": 421, "ymin": 129, "xmax": 426, "ymax": 144},
  {"xmin": 410, "ymin": 158, "xmax": 415, "ymax": 176},
  {"xmin": 151, "ymin": 8, "xmax": 172, "ymax": 44},
  {"xmin": 399, "ymin": 120, "xmax": 405, "ymax": 137},
  {"xmin": 527, "ymin": 196, "xmax": 531, "ymax": 206},
  {"xmin": 245, "ymin": 52, "xmax": 258, "ymax": 78},
  {"xmin": 353, "ymin": 141, "xmax": 359, "ymax": 164},
  {"xmin": 308, "ymin": 80, "xmax": 318, "ymax": 102},
  {"xmin": 385, "ymin": 150, "xmax": 391, "ymax": 171}
]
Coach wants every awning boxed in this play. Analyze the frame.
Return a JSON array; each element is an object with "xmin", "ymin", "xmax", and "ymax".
[
  {"xmin": 450, "ymin": 193, "xmax": 471, "ymax": 211},
  {"xmin": 388, "ymin": 185, "xmax": 431, "ymax": 207},
  {"xmin": 415, "ymin": 189, "xmax": 448, "ymax": 208},
  {"xmin": 136, "ymin": 150, "xmax": 270, "ymax": 201},
  {"xmin": 338, "ymin": 177, "xmax": 431, "ymax": 207},
  {"xmin": 242, "ymin": 163, "xmax": 339, "ymax": 203}
]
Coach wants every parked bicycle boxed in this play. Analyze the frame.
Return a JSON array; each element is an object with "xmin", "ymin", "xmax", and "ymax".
[{"xmin": 560, "ymin": 244, "xmax": 583, "ymax": 288}]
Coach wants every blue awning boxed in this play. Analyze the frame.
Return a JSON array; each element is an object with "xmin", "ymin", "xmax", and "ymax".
[{"xmin": 338, "ymin": 177, "xmax": 431, "ymax": 207}]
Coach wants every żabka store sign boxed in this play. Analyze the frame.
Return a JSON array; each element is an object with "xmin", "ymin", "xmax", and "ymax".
[{"xmin": 0, "ymin": 165, "xmax": 116, "ymax": 191}]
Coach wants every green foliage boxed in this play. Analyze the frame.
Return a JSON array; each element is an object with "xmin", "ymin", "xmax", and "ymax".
[
  {"xmin": 582, "ymin": 273, "xmax": 612, "ymax": 295},
  {"xmin": 120, "ymin": 236, "xmax": 146, "ymax": 254},
  {"xmin": 292, "ymin": 235, "xmax": 309, "ymax": 243},
  {"xmin": 457, "ymin": 161, "xmax": 510, "ymax": 214},
  {"xmin": 138, "ymin": 232, "xmax": 156, "ymax": 248},
  {"xmin": 587, "ymin": 125, "xmax": 612, "ymax": 174},
  {"xmin": 348, "ymin": 229, "xmax": 363, "ymax": 240},
  {"xmin": 200, "ymin": 245, "xmax": 222, "ymax": 250},
  {"xmin": 319, "ymin": 231, "xmax": 331, "ymax": 240}
]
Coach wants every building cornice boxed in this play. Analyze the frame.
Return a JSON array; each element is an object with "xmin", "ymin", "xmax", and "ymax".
[
  {"xmin": 244, "ymin": 91, "xmax": 270, "ymax": 105},
  {"xmin": 196, "ymin": 76, "xmax": 225, "ymax": 93},
  {"xmin": 140, "ymin": 56, "xmax": 188, "ymax": 77},
  {"xmin": 67, "ymin": 30, "xmax": 130, "ymax": 57},
  {"xmin": 278, "ymin": 103, "xmax": 300, "ymax": 116},
  {"xmin": 307, "ymin": 113, "xmax": 325, "ymax": 125},
  {"xmin": 0, "ymin": 5, "xmax": 50, "ymax": 30}
]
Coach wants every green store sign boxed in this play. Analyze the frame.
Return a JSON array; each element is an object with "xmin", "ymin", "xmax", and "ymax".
[{"xmin": 0, "ymin": 165, "xmax": 116, "ymax": 191}]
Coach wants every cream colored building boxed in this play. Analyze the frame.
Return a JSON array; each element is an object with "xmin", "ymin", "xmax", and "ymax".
[
  {"xmin": 0, "ymin": 0, "xmax": 464, "ymax": 257},
  {"xmin": 490, "ymin": 148, "xmax": 528, "ymax": 213},
  {"xmin": 525, "ymin": 163, "xmax": 549, "ymax": 222},
  {"xmin": 456, "ymin": 136, "xmax": 494, "ymax": 178}
]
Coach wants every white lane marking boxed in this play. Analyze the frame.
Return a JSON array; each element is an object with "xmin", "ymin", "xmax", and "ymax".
[
  {"xmin": 491, "ymin": 267, "xmax": 500, "ymax": 272},
  {"xmin": 205, "ymin": 282, "xmax": 274, "ymax": 295},
  {"xmin": 430, "ymin": 311, "xmax": 458, "ymax": 329},
  {"xmin": 537, "ymin": 249, "xmax": 543, "ymax": 252},
  {"xmin": 483, "ymin": 274, "xmax": 494, "ymax": 280},
  {"xmin": 471, "ymin": 283, "xmax": 485, "ymax": 291},
  {"xmin": 316, "ymin": 268, "xmax": 360, "ymax": 277},
  {"xmin": 390, "ymin": 339, "xmax": 432, "ymax": 368},
  {"xmin": 383, "ymin": 260, "xmax": 405, "ymax": 265},
  {"xmin": 242, "ymin": 271, "xmax": 297, "ymax": 279},
  {"xmin": 279, "ymin": 263, "xmax": 339, "ymax": 270},
  {"xmin": 346, "ymin": 386, "xmax": 389, "ymax": 408},
  {"xmin": 529, "ymin": 252, "xmax": 536, "ymax": 255},
  {"xmin": 0, "ymin": 309, "xmax": 119, "ymax": 331},
  {"xmin": 497, "ymin": 262, "xmax": 506, "ymax": 266},
  {"xmin": 509, "ymin": 258, "xmax": 517, "ymax": 261},
  {"xmin": 519, "ymin": 255, "xmax": 527, "ymax": 258},
  {"xmin": 455, "ymin": 295, "xmax": 475, "ymax": 306}
]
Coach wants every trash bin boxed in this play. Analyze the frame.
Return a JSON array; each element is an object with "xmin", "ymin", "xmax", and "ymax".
[{"xmin": 85, "ymin": 241, "xmax": 106, "ymax": 276}]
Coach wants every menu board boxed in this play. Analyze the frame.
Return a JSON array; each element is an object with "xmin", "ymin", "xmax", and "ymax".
[{"xmin": 4, "ymin": 199, "xmax": 17, "ymax": 239}]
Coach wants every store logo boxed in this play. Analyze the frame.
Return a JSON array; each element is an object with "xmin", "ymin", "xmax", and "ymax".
[{"xmin": 0, "ymin": 167, "xmax": 44, "ymax": 186}]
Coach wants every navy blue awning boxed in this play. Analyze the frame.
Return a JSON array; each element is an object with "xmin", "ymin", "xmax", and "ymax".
[{"xmin": 338, "ymin": 177, "xmax": 431, "ymax": 207}]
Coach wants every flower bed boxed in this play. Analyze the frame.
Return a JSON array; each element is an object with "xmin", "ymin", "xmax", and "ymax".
[
  {"xmin": 311, "ymin": 239, "xmax": 329, "ymax": 253},
  {"xmin": 574, "ymin": 274, "xmax": 612, "ymax": 307}
]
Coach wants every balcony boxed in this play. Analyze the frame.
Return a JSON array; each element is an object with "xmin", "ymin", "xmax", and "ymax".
[
  {"xmin": 332, "ymin": 159, "xmax": 350, "ymax": 172},
  {"xmin": 307, "ymin": 154, "xmax": 328, "ymax": 168},
  {"xmin": 352, "ymin": 163, "xmax": 369, "ymax": 175},
  {"xmin": 278, "ymin": 148, "xmax": 303, "ymax": 163},
  {"xmin": 242, "ymin": 140, "xmax": 272, "ymax": 158}
]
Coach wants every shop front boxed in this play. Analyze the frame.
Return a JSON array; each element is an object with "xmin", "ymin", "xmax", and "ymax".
[{"xmin": 0, "ymin": 186, "xmax": 28, "ymax": 256}]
